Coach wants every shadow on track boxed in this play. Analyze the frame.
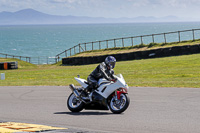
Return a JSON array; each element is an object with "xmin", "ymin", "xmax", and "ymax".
[{"xmin": 54, "ymin": 111, "xmax": 115, "ymax": 116}]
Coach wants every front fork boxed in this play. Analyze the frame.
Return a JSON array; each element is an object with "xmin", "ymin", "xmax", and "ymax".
[{"xmin": 114, "ymin": 88, "xmax": 128, "ymax": 100}]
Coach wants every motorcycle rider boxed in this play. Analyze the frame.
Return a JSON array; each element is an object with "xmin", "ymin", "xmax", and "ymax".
[{"xmin": 81, "ymin": 56, "xmax": 117, "ymax": 99}]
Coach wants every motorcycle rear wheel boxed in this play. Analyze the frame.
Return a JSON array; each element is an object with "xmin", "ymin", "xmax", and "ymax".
[
  {"xmin": 109, "ymin": 93, "xmax": 130, "ymax": 114},
  {"xmin": 67, "ymin": 93, "xmax": 84, "ymax": 112}
]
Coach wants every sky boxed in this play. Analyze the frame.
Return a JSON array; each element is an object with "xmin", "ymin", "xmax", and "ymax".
[{"xmin": 0, "ymin": 0, "xmax": 200, "ymax": 19}]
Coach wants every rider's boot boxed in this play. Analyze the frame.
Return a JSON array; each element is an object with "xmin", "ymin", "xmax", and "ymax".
[
  {"xmin": 88, "ymin": 91, "xmax": 93, "ymax": 102},
  {"xmin": 80, "ymin": 86, "xmax": 91, "ymax": 100},
  {"xmin": 87, "ymin": 86, "xmax": 97, "ymax": 102}
]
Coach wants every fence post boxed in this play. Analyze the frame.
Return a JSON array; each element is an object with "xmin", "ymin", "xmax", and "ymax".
[
  {"xmin": 178, "ymin": 31, "xmax": 181, "ymax": 42},
  {"xmin": 70, "ymin": 48, "xmax": 72, "ymax": 56},
  {"xmin": 57, "ymin": 56, "xmax": 60, "ymax": 62},
  {"xmin": 114, "ymin": 39, "xmax": 116, "ymax": 47},
  {"xmin": 192, "ymin": 29, "xmax": 195, "ymax": 41},
  {"xmin": 141, "ymin": 36, "xmax": 143, "ymax": 44},
  {"xmin": 92, "ymin": 42, "xmax": 94, "ymax": 50},
  {"xmin": 122, "ymin": 38, "xmax": 124, "ymax": 47},
  {"xmin": 164, "ymin": 33, "xmax": 166, "ymax": 44},
  {"xmin": 152, "ymin": 34, "xmax": 154, "ymax": 43},
  {"xmin": 79, "ymin": 44, "xmax": 81, "ymax": 53},
  {"xmin": 131, "ymin": 37, "xmax": 133, "ymax": 46},
  {"xmin": 47, "ymin": 57, "xmax": 48, "ymax": 64},
  {"xmin": 74, "ymin": 46, "xmax": 76, "ymax": 55},
  {"xmin": 106, "ymin": 40, "xmax": 108, "ymax": 48},
  {"xmin": 85, "ymin": 43, "xmax": 87, "ymax": 51},
  {"xmin": 99, "ymin": 41, "xmax": 101, "ymax": 50}
]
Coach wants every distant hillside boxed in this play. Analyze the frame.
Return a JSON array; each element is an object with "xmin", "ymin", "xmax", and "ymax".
[{"xmin": 0, "ymin": 9, "xmax": 182, "ymax": 25}]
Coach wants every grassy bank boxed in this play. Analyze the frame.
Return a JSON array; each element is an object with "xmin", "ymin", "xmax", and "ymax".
[
  {"xmin": 72, "ymin": 39, "xmax": 200, "ymax": 57},
  {"xmin": 0, "ymin": 53, "xmax": 200, "ymax": 88}
]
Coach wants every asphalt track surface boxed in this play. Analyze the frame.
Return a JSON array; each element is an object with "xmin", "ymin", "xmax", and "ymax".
[{"xmin": 1, "ymin": 86, "xmax": 200, "ymax": 133}]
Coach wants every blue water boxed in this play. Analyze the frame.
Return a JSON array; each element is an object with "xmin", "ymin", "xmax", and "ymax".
[{"xmin": 0, "ymin": 22, "xmax": 200, "ymax": 63}]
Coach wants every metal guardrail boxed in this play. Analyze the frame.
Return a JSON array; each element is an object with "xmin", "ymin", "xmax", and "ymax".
[{"xmin": 55, "ymin": 28, "xmax": 200, "ymax": 62}]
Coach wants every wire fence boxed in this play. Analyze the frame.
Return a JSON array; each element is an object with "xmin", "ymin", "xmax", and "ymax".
[
  {"xmin": 0, "ymin": 53, "xmax": 31, "ymax": 62},
  {"xmin": 56, "ymin": 28, "xmax": 200, "ymax": 62},
  {"xmin": 0, "ymin": 53, "xmax": 58, "ymax": 65},
  {"xmin": 28, "ymin": 57, "xmax": 58, "ymax": 64}
]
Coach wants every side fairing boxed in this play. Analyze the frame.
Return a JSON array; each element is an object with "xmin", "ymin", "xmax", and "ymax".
[
  {"xmin": 95, "ymin": 74, "xmax": 128, "ymax": 98},
  {"xmin": 96, "ymin": 81, "xmax": 124, "ymax": 98}
]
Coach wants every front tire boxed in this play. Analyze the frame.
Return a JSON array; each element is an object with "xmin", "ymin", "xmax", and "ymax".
[
  {"xmin": 109, "ymin": 93, "xmax": 130, "ymax": 114},
  {"xmin": 67, "ymin": 93, "xmax": 84, "ymax": 112}
]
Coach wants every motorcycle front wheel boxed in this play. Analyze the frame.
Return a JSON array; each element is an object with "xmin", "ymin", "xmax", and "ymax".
[
  {"xmin": 67, "ymin": 93, "xmax": 84, "ymax": 112},
  {"xmin": 109, "ymin": 93, "xmax": 130, "ymax": 114}
]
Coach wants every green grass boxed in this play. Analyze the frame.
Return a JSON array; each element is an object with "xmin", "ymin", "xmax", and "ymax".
[{"xmin": 1, "ymin": 53, "xmax": 200, "ymax": 88}]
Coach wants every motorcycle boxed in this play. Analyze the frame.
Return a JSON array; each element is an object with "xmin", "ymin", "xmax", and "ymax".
[{"xmin": 67, "ymin": 74, "xmax": 130, "ymax": 114}]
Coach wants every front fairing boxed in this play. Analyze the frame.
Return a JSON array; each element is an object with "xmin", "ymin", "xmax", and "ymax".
[{"xmin": 115, "ymin": 74, "xmax": 129, "ymax": 89}]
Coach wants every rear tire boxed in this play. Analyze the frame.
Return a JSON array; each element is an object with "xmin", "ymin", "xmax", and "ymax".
[
  {"xmin": 109, "ymin": 93, "xmax": 130, "ymax": 114},
  {"xmin": 67, "ymin": 93, "xmax": 84, "ymax": 112}
]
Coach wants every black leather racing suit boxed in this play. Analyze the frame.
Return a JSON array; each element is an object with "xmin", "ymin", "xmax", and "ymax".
[{"xmin": 87, "ymin": 62, "xmax": 115, "ymax": 92}]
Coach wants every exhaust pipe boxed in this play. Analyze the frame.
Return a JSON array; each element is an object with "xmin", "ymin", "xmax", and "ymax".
[{"xmin": 69, "ymin": 84, "xmax": 80, "ymax": 98}]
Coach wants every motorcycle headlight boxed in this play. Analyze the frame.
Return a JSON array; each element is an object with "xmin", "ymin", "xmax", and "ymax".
[{"xmin": 125, "ymin": 84, "xmax": 129, "ymax": 89}]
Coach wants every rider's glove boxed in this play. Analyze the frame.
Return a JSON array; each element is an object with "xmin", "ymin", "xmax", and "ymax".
[
  {"xmin": 108, "ymin": 77, "xmax": 112, "ymax": 81},
  {"xmin": 111, "ymin": 78, "xmax": 117, "ymax": 82}
]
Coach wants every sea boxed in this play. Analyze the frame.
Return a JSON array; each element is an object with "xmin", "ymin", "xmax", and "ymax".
[{"xmin": 1, "ymin": 22, "xmax": 200, "ymax": 64}]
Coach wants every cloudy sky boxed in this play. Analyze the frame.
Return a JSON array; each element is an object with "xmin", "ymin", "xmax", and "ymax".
[{"xmin": 0, "ymin": 0, "xmax": 200, "ymax": 19}]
